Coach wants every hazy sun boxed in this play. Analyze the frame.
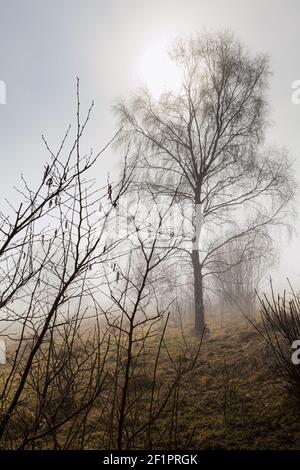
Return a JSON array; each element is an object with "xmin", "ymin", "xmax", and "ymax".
[{"xmin": 136, "ymin": 37, "xmax": 183, "ymax": 99}]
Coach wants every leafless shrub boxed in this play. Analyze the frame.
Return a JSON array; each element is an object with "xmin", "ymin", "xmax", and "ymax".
[
  {"xmin": 0, "ymin": 81, "xmax": 131, "ymax": 448},
  {"xmin": 0, "ymin": 84, "xmax": 203, "ymax": 450},
  {"xmin": 252, "ymin": 283, "xmax": 300, "ymax": 401}
]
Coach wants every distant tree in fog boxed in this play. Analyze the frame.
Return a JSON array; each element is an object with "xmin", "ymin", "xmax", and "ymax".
[{"xmin": 213, "ymin": 235, "xmax": 275, "ymax": 321}]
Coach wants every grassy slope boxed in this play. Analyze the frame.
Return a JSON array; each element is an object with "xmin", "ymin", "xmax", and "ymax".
[
  {"xmin": 172, "ymin": 324, "xmax": 300, "ymax": 450},
  {"xmin": 3, "ymin": 322, "xmax": 300, "ymax": 449}
]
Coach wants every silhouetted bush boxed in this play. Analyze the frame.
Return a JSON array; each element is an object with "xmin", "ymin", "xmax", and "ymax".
[{"xmin": 255, "ymin": 284, "xmax": 300, "ymax": 400}]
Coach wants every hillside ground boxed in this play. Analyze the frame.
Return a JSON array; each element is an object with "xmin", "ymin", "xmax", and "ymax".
[
  {"xmin": 165, "ymin": 322, "xmax": 300, "ymax": 449},
  {"xmin": 2, "ymin": 320, "xmax": 300, "ymax": 450}
]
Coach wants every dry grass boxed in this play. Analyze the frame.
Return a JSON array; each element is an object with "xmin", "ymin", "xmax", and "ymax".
[
  {"xmin": 77, "ymin": 322, "xmax": 300, "ymax": 449},
  {"xmin": 163, "ymin": 322, "xmax": 300, "ymax": 449},
  {"xmin": 2, "ymin": 321, "xmax": 300, "ymax": 449}
]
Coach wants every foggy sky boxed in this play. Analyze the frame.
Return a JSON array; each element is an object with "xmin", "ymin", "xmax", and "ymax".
[{"xmin": 0, "ymin": 0, "xmax": 299, "ymax": 288}]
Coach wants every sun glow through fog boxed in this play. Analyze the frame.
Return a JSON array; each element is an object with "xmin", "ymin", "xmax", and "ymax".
[{"xmin": 136, "ymin": 38, "xmax": 183, "ymax": 99}]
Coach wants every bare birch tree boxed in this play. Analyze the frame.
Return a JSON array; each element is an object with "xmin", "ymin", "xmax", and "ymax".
[{"xmin": 114, "ymin": 31, "xmax": 295, "ymax": 333}]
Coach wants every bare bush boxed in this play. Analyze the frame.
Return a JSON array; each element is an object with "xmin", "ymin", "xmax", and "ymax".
[
  {"xmin": 253, "ymin": 284, "xmax": 300, "ymax": 401},
  {"xmin": 0, "ymin": 84, "xmax": 203, "ymax": 450}
]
